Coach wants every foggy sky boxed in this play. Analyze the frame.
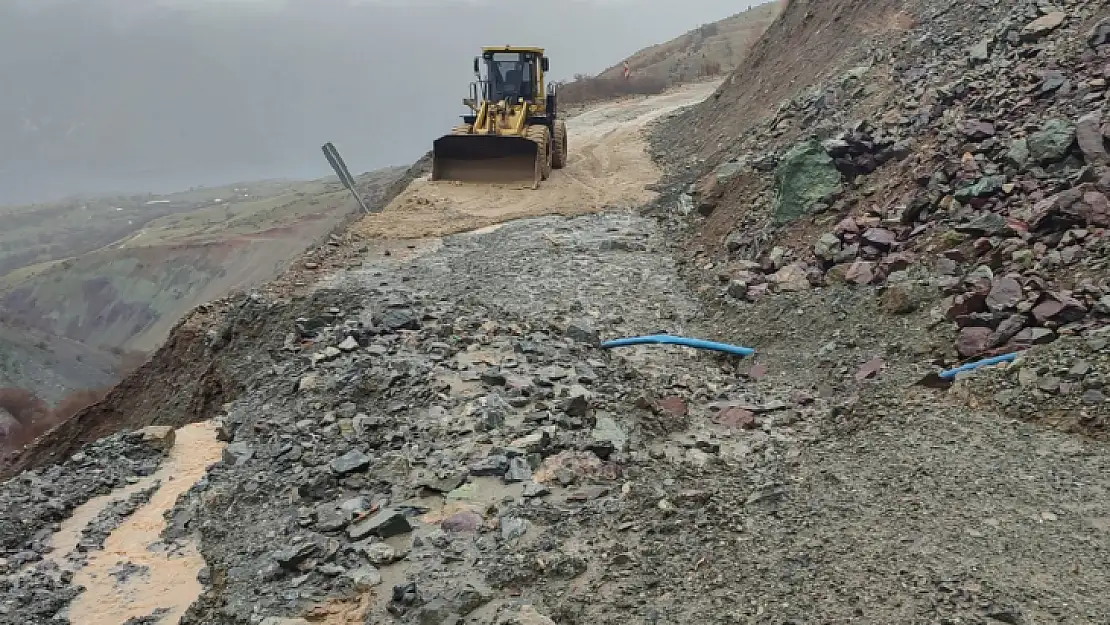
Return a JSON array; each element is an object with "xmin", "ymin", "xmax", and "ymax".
[{"xmin": 0, "ymin": 0, "xmax": 766, "ymax": 204}]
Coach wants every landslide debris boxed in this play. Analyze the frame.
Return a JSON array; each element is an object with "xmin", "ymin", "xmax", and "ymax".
[
  {"xmin": 4, "ymin": 0, "xmax": 1110, "ymax": 623},
  {"xmin": 654, "ymin": 0, "xmax": 1110, "ymax": 367}
]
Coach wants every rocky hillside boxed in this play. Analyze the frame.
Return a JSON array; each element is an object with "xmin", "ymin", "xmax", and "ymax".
[
  {"xmin": 0, "ymin": 166, "xmax": 405, "ymax": 399},
  {"xmin": 557, "ymin": 1, "xmax": 783, "ymax": 106},
  {"xmin": 3, "ymin": 1, "xmax": 1110, "ymax": 624},
  {"xmin": 597, "ymin": 1, "xmax": 784, "ymax": 83},
  {"xmin": 0, "ymin": 320, "xmax": 117, "ymax": 405},
  {"xmin": 657, "ymin": 0, "xmax": 1110, "ymax": 366}
]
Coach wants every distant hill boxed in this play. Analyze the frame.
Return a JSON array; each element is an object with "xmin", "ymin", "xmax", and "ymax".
[
  {"xmin": 598, "ymin": 1, "xmax": 784, "ymax": 83},
  {"xmin": 0, "ymin": 166, "xmax": 407, "ymax": 401},
  {"xmin": 557, "ymin": 1, "xmax": 784, "ymax": 105}
]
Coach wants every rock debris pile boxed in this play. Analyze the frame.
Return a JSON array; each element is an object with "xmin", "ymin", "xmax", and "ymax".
[{"xmin": 663, "ymin": 0, "xmax": 1110, "ymax": 364}]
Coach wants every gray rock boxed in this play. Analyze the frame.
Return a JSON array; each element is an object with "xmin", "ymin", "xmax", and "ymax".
[
  {"xmin": 968, "ymin": 38, "xmax": 993, "ymax": 64},
  {"xmin": 566, "ymin": 320, "xmax": 601, "ymax": 346},
  {"xmin": 1082, "ymin": 390, "xmax": 1108, "ymax": 404},
  {"xmin": 222, "ymin": 443, "xmax": 253, "ymax": 467},
  {"xmin": 314, "ymin": 504, "xmax": 349, "ymax": 532},
  {"xmin": 503, "ymin": 456, "xmax": 533, "ymax": 483},
  {"xmin": 523, "ymin": 482, "xmax": 551, "ymax": 498},
  {"xmin": 344, "ymin": 566, "xmax": 382, "ymax": 591},
  {"xmin": 1089, "ymin": 17, "xmax": 1110, "ymax": 47},
  {"xmin": 330, "ymin": 450, "xmax": 371, "ymax": 475},
  {"xmin": 500, "ymin": 516, "xmax": 529, "ymax": 541},
  {"xmin": 591, "ymin": 415, "xmax": 628, "ymax": 453},
  {"xmin": 347, "ymin": 509, "xmax": 412, "ymax": 540},
  {"xmin": 813, "ymin": 232, "xmax": 842, "ymax": 261},
  {"xmin": 1028, "ymin": 119, "xmax": 1076, "ymax": 163},
  {"xmin": 469, "ymin": 454, "xmax": 510, "ymax": 477},
  {"xmin": 1020, "ymin": 12, "xmax": 1066, "ymax": 41},
  {"xmin": 377, "ymin": 309, "xmax": 420, "ymax": 331},
  {"xmin": 1094, "ymin": 295, "xmax": 1110, "ymax": 315},
  {"xmin": 273, "ymin": 542, "xmax": 318, "ymax": 570},
  {"xmin": 453, "ymin": 582, "xmax": 494, "ymax": 615},
  {"xmin": 1006, "ymin": 138, "xmax": 1032, "ymax": 169},
  {"xmin": 726, "ymin": 279, "xmax": 749, "ymax": 300},
  {"xmin": 362, "ymin": 542, "xmax": 398, "ymax": 566}
]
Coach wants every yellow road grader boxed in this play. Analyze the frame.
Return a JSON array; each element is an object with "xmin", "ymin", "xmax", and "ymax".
[{"xmin": 432, "ymin": 46, "xmax": 568, "ymax": 189}]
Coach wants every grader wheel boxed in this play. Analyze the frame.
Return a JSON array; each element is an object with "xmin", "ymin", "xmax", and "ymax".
[{"xmin": 552, "ymin": 120, "xmax": 568, "ymax": 170}]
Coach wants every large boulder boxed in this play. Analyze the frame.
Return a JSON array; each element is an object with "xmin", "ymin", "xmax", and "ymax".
[
  {"xmin": 1027, "ymin": 119, "xmax": 1076, "ymax": 164},
  {"xmin": 772, "ymin": 139, "xmax": 843, "ymax": 225},
  {"xmin": 1076, "ymin": 112, "xmax": 1108, "ymax": 164}
]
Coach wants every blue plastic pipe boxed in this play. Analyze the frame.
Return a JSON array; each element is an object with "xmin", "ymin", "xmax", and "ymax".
[
  {"xmin": 938, "ymin": 352, "xmax": 1018, "ymax": 380},
  {"xmin": 599, "ymin": 334, "xmax": 755, "ymax": 357}
]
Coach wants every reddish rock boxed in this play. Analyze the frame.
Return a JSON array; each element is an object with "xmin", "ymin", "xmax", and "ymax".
[
  {"xmin": 845, "ymin": 260, "xmax": 875, "ymax": 284},
  {"xmin": 1076, "ymin": 112, "xmax": 1108, "ymax": 164},
  {"xmin": 746, "ymin": 363, "xmax": 769, "ymax": 379},
  {"xmin": 1019, "ymin": 189, "xmax": 1084, "ymax": 229},
  {"xmin": 747, "ymin": 283, "xmax": 771, "ymax": 299},
  {"xmin": 985, "ymin": 276, "xmax": 1023, "ymax": 311},
  {"xmin": 1082, "ymin": 191, "xmax": 1110, "ymax": 227},
  {"xmin": 835, "ymin": 217, "xmax": 861, "ymax": 234},
  {"xmin": 862, "ymin": 228, "xmax": 897, "ymax": 249},
  {"xmin": 855, "ymin": 357, "xmax": 885, "ymax": 381},
  {"xmin": 945, "ymin": 292, "xmax": 988, "ymax": 321},
  {"xmin": 1032, "ymin": 292, "xmax": 1088, "ymax": 324},
  {"xmin": 957, "ymin": 327, "xmax": 993, "ymax": 357},
  {"xmin": 441, "ymin": 510, "xmax": 484, "ymax": 533},
  {"xmin": 881, "ymin": 252, "xmax": 914, "ymax": 273},
  {"xmin": 657, "ymin": 396, "xmax": 688, "ymax": 418},
  {"xmin": 715, "ymin": 407, "xmax": 758, "ymax": 430},
  {"xmin": 771, "ymin": 263, "xmax": 812, "ymax": 292},
  {"xmin": 962, "ymin": 120, "xmax": 996, "ymax": 140}
]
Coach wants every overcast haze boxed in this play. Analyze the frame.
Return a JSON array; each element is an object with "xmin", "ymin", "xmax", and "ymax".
[{"xmin": 0, "ymin": 0, "xmax": 764, "ymax": 204}]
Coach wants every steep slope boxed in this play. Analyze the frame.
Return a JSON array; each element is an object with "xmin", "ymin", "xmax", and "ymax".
[
  {"xmin": 0, "ymin": 320, "xmax": 117, "ymax": 403},
  {"xmin": 0, "ymin": 167, "xmax": 405, "ymax": 401},
  {"xmin": 557, "ymin": 1, "xmax": 782, "ymax": 106},
  {"xmin": 597, "ymin": 1, "xmax": 784, "ymax": 84},
  {"xmin": 653, "ymin": 0, "xmax": 1110, "ymax": 363}
]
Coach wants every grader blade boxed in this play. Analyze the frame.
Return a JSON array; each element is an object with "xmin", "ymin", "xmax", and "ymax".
[{"xmin": 432, "ymin": 134, "xmax": 540, "ymax": 188}]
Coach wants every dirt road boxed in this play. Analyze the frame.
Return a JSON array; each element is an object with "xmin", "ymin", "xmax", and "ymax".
[{"xmin": 350, "ymin": 80, "xmax": 721, "ymax": 240}]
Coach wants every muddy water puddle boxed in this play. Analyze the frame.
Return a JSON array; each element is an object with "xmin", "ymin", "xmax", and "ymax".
[{"xmin": 41, "ymin": 421, "xmax": 224, "ymax": 624}]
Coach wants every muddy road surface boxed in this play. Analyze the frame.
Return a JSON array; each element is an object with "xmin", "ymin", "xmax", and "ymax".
[
  {"xmin": 3, "ymin": 68, "xmax": 1109, "ymax": 625},
  {"xmin": 351, "ymin": 81, "xmax": 721, "ymax": 240}
]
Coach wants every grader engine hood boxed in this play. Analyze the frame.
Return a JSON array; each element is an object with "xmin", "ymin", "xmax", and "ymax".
[{"xmin": 432, "ymin": 134, "xmax": 540, "ymax": 187}]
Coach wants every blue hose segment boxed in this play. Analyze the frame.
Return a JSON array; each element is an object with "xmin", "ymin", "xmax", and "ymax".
[
  {"xmin": 599, "ymin": 334, "xmax": 755, "ymax": 357},
  {"xmin": 938, "ymin": 352, "xmax": 1018, "ymax": 380}
]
